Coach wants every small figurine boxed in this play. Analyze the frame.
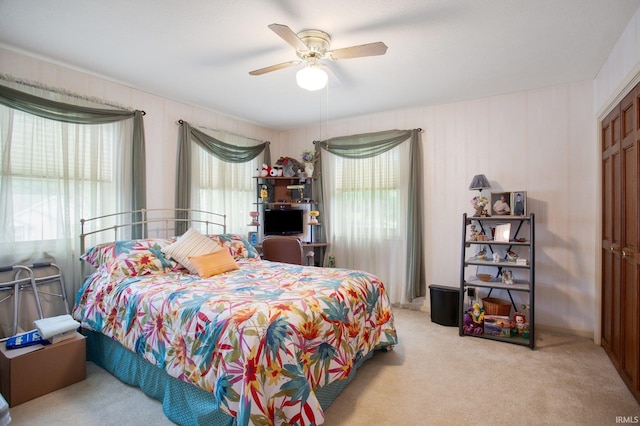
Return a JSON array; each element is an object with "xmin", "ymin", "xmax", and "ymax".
[
  {"xmin": 471, "ymin": 302, "xmax": 485, "ymax": 324},
  {"xmin": 463, "ymin": 302, "xmax": 485, "ymax": 335},
  {"xmin": 507, "ymin": 250, "xmax": 518, "ymax": 263},
  {"xmin": 476, "ymin": 248, "xmax": 487, "ymax": 260},
  {"xmin": 469, "ymin": 225, "xmax": 478, "ymax": 241},
  {"xmin": 513, "ymin": 312, "xmax": 527, "ymax": 335},
  {"xmin": 502, "ymin": 270, "xmax": 514, "ymax": 285}
]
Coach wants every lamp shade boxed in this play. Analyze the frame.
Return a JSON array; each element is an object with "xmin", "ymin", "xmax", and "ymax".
[
  {"xmin": 468, "ymin": 174, "xmax": 490, "ymax": 191},
  {"xmin": 296, "ymin": 65, "xmax": 328, "ymax": 91}
]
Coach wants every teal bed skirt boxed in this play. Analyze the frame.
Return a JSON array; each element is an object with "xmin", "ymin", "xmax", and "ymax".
[{"xmin": 84, "ymin": 330, "xmax": 378, "ymax": 425}]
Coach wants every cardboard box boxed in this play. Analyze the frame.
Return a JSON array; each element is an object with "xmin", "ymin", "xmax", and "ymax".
[{"xmin": 0, "ymin": 331, "xmax": 86, "ymax": 407}]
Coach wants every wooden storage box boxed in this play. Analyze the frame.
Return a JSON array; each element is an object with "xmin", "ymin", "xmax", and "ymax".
[{"xmin": 0, "ymin": 332, "xmax": 86, "ymax": 407}]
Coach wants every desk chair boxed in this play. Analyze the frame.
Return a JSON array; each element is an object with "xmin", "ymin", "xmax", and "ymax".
[
  {"xmin": 261, "ymin": 236, "xmax": 304, "ymax": 265},
  {"xmin": 0, "ymin": 265, "xmax": 44, "ymax": 336}
]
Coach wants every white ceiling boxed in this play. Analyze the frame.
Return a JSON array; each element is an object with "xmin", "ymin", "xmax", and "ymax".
[{"xmin": 1, "ymin": 0, "xmax": 638, "ymax": 130}]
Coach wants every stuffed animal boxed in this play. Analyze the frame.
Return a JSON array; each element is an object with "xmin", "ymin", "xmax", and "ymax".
[
  {"xmin": 276, "ymin": 156, "xmax": 304, "ymax": 177},
  {"xmin": 260, "ymin": 164, "xmax": 271, "ymax": 177}
]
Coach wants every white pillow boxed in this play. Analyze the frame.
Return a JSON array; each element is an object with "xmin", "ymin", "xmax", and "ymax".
[{"xmin": 162, "ymin": 228, "xmax": 220, "ymax": 274}]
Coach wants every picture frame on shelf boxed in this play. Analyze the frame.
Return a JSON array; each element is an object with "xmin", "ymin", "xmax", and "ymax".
[
  {"xmin": 248, "ymin": 231, "xmax": 258, "ymax": 246},
  {"xmin": 491, "ymin": 192, "xmax": 512, "ymax": 216},
  {"xmin": 511, "ymin": 191, "xmax": 527, "ymax": 216},
  {"xmin": 494, "ymin": 223, "xmax": 511, "ymax": 242}
]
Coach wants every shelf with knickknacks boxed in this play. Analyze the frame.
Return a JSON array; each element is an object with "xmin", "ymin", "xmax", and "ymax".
[
  {"xmin": 459, "ymin": 211, "xmax": 535, "ymax": 349},
  {"xmin": 252, "ymin": 152, "xmax": 328, "ymax": 265}
]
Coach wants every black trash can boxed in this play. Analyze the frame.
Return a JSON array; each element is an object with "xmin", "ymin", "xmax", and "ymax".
[{"xmin": 429, "ymin": 284, "xmax": 460, "ymax": 327}]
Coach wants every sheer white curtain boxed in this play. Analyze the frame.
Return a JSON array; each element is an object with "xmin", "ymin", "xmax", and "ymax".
[
  {"xmin": 322, "ymin": 142, "xmax": 410, "ymax": 304},
  {"xmin": 0, "ymin": 104, "xmax": 131, "ymax": 336},
  {"xmin": 190, "ymin": 131, "xmax": 260, "ymax": 235}
]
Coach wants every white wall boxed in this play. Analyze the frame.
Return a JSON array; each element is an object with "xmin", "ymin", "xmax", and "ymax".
[
  {"xmin": 594, "ymin": 5, "xmax": 640, "ymax": 116},
  {"xmin": 5, "ymin": 11, "xmax": 640, "ymax": 336}
]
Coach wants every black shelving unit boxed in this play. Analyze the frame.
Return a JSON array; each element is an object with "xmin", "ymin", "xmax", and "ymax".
[
  {"xmin": 252, "ymin": 176, "xmax": 327, "ymax": 265},
  {"xmin": 458, "ymin": 213, "xmax": 535, "ymax": 349}
]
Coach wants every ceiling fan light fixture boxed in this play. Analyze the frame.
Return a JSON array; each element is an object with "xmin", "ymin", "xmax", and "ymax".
[{"xmin": 296, "ymin": 65, "xmax": 328, "ymax": 91}]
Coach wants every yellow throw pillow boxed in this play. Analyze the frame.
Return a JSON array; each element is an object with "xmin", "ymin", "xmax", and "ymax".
[{"xmin": 188, "ymin": 249, "xmax": 239, "ymax": 278}]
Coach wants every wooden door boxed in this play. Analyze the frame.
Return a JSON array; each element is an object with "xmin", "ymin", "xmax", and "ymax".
[
  {"xmin": 602, "ymin": 102, "xmax": 621, "ymax": 363},
  {"xmin": 619, "ymin": 87, "xmax": 639, "ymax": 396},
  {"xmin": 601, "ymin": 83, "xmax": 640, "ymax": 404}
]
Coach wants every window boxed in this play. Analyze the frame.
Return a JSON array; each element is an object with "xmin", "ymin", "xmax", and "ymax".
[
  {"xmin": 330, "ymin": 147, "xmax": 402, "ymax": 239},
  {"xmin": 322, "ymin": 141, "xmax": 410, "ymax": 304},
  {"xmin": 1, "ymin": 108, "xmax": 119, "ymax": 243},
  {"xmin": 191, "ymin": 141, "xmax": 260, "ymax": 234}
]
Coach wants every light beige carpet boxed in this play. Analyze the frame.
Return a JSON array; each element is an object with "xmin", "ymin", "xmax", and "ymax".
[{"xmin": 7, "ymin": 308, "xmax": 640, "ymax": 425}]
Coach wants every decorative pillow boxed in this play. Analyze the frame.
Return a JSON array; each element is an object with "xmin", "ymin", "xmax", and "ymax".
[
  {"xmin": 80, "ymin": 238, "xmax": 176, "ymax": 277},
  {"xmin": 80, "ymin": 241, "xmax": 120, "ymax": 267},
  {"xmin": 208, "ymin": 234, "xmax": 261, "ymax": 260},
  {"xmin": 162, "ymin": 228, "xmax": 221, "ymax": 274},
  {"xmin": 188, "ymin": 249, "xmax": 239, "ymax": 278}
]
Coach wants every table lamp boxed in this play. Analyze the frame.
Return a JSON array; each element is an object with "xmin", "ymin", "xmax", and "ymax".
[{"xmin": 469, "ymin": 174, "xmax": 490, "ymax": 217}]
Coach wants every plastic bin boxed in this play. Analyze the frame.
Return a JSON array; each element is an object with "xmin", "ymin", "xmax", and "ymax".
[{"xmin": 429, "ymin": 284, "xmax": 459, "ymax": 327}]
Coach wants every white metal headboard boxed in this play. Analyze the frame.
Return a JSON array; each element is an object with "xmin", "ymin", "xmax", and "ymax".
[{"xmin": 79, "ymin": 208, "xmax": 227, "ymax": 275}]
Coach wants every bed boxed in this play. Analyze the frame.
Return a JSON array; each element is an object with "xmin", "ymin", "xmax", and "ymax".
[{"xmin": 72, "ymin": 209, "xmax": 398, "ymax": 426}]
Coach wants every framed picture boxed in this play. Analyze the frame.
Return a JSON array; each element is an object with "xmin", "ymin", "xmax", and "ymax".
[
  {"xmin": 247, "ymin": 231, "xmax": 258, "ymax": 246},
  {"xmin": 511, "ymin": 191, "xmax": 527, "ymax": 216},
  {"xmin": 494, "ymin": 223, "xmax": 511, "ymax": 242},
  {"xmin": 490, "ymin": 192, "xmax": 512, "ymax": 216}
]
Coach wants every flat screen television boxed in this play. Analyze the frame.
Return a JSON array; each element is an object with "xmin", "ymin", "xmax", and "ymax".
[{"xmin": 264, "ymin": 209, "xmax": 304, "ymax": 235}]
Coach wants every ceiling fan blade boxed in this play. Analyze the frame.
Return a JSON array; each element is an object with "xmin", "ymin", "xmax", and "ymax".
[
  {"xmin": 268, "ymin": 23, "xmax": 308, "ymax": 51},
  {"xmin": 249, "ymin": 60, "xmax": 300, "ymax": 76},
  {"xmin": 327, "ymin": 42, "xmax": 388, "ymax": 60},
  {"xmin": 321, "ymin": 64, "xmax": 342, "ymax": 88}
]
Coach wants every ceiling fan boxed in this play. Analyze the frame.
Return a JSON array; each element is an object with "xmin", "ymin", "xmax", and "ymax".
[{"xmin": 249, "ymin": 23, "xmax": 388, "ymax": 90}]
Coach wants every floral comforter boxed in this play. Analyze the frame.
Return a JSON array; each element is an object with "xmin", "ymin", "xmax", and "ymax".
[{"xmin": 73, "ymin": 259, "xmax": 397, "ymax": 425}]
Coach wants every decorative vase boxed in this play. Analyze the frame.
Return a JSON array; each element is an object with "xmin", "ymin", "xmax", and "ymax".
[{"xmin": 305, "ymin": 162, "xmax": 314, "ymax": 177}]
